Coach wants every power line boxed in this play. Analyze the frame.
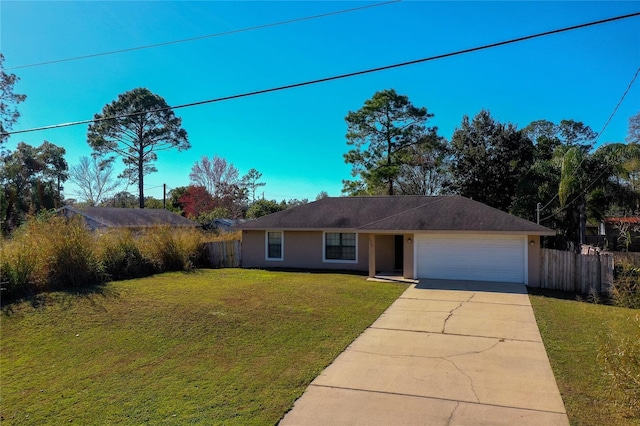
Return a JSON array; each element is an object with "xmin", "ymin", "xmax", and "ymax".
[
  {"xmin": 594, "ymin": 66, "xmax": 640, "ymax": 147},
  {"xmin": 3, "ymin": 11, "xmax": 640, "ymax": 138},
  {"xmin": 143, "ymin": 184, "xmax": 165, "ymax": 191},
  {"xmin": 5, "ymin": 1, "xmax": 401, "ymax": 71},
  {"xmin": 539, "ymin": 66, "xmax": 640, "ymax": 222}
]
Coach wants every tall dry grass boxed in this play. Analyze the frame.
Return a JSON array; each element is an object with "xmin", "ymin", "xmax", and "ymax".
[
  {"xmin": 1, "ymin": 218, "xmax": 208, "ymax": 303},
  {"xmin": 98, "ymin": 229, "xmax": 150, "ymax": 280},
  {"xmin": 610, "ymin": 262, "xmax": 640, "ymax": 309},
  {"xmin": 202, "ymin": 229, "xmax": 241, "ymax": 243},
  {"xmin": 599, "ymin": 314, "xmax": 640, "ymax": 416},
  {"xmin": 137, "ymin": 226, "xmax": 205, "ymax": 272}
]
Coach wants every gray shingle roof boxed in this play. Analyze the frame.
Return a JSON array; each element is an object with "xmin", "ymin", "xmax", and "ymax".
[
  {"xmin": 236, "ymin": 196, "xmax": 554, "ymax": 234},
  {"xmin": 57, "ymin": 206, "xmax": 199, "ymax": 229}
]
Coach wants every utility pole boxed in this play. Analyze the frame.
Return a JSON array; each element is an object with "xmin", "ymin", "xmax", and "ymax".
[
  {"xmin": 536, "ymin": 202, "xmax": 542, "ymax": 225},
  {"xmin": 163, "ymin": 183, "xmax": 166, "ymax": 209}
]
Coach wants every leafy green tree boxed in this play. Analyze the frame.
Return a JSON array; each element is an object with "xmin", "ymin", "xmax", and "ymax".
[
  {"xmin": 517, "ymin": 119, "xmax": 612, "ymax": 245},
  {"xmin": 69, "ymin": 156, "xmax": 120, "ymax": 206},
  {"xmin": 168, "ymin": 186, "xmax": 188, "ymax": 213},
  {"xmin": 144, "ymin": 197, "xmax": 165, "ymax": 209},
  {"xmin": 554, "ymin": 143, "xmax": 630, "ymax": 244},
  {"xmin": 397, "ymin": 135, "xmax": 451, "ymax": 195},
  {"xmin": 0, "ymin": 54, "xmax": 26, "ymax": 146},
  {"xmin": 246, "ymin": 199, "xmax": 285, "ymax": 219},
  {"xmin": 612, "ymin": 142, "xmax": 640, "ymax": 212},
  {"xmin": 450, "ymin": 110, "xmax": 534, "ymax": 212},
  {"xmin": 242, "ymin": 168, "xmax": 266, "ymax": 203},
  {"xmin": 286, "ymin": 198, "xmax": 308, "ymax": 208},
  {"xmin": 1, "ymin": 141, "xmax": 68, "ymax": 232},
  {"xmin": 87, "ymin": 88, "xmax": 189, "ymax": 208},
  {"xmin": 315, "ymin": 191, "xmax": 329, "ymax": 200},
  {"xmin": 514, "ymin": 119, "xmax": 596, "ymax": 224},
  {"xmin": 196, "ymin": 207, "xmax": 232, "ymax": 226},
  {"xmin": 102, "ymin": 191, "xmax": 139, "ymax": 208},
  {"xmin": 342, "ymin": 89, "xmax": 438, "ymax": 195}
]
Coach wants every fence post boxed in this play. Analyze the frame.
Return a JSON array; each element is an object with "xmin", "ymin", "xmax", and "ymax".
[{"xmin": 601, "ymin": 253, "xmax": 614, "ymax": 294}]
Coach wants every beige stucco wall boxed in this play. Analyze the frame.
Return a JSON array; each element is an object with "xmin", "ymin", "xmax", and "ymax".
[
  {"xmin": 242, "ymin": 230, "xmax": 544, "ymax": 284},
  {"xmin": 241, "ymin": 230, "xmax": 369, "ymax": 272},
  {"xmin": 528, "ymin": 234, "xmax": 541, "ymax": 287}
]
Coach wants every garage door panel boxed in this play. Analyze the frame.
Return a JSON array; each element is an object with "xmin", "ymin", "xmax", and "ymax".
[{"xmin": 416, "ymin": 235, "xmax": 525, "ymax": 283}]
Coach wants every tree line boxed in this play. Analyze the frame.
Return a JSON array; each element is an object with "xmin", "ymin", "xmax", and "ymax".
[
  {"xmin": 0, "ymin": 57, "xmax": 290, "ymax": 231},
  {"xmin": 2, "ymin": 53, "xmax": 639, "ymax": 244},
  {"xmin": 343, "ymin": 89, "xmax": 640, "ymax": 246}
]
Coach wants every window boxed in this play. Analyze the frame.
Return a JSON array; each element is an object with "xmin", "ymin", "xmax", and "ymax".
[
  {"xmin": 324, "ymin": 232, "xmax": 357, "ymax": 262},
  {"xmin": 265, "ymin": 231, "xmax": 283, "ymax": 260}
]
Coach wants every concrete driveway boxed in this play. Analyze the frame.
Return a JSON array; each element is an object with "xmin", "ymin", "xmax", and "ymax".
[{"xmin": 280, "ymin": 280, "xmax": 569, "ymax": 425}]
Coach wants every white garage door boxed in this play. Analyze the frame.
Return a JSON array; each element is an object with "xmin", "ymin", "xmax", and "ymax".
[{"xmin": 416, "ymin": 234, "xmax": 526, "ymax": 284}]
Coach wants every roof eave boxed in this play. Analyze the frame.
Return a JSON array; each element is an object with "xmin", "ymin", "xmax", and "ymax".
[{"xmin": 236, "ymin": 226, "xmax": 555, "ymax": 235}]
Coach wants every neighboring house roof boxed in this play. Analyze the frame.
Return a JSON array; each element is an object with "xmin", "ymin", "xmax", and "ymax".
[
  {"xmin": 204, "ymin": 218, "xmax": 245, "ymax": 232},
  {"xmin": 603, "ymin": 217, "xmax": 640, "ymax": 225},
  {"xmin": 56, "ymin": 206, "xmax": 199, "ymax": 229},
  {"xmin": 236, "ymin": 195, "xmax": 554, "ymax": 234}
]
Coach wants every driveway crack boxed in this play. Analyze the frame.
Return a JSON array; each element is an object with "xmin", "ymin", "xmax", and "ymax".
[
  {"xmin": 442, "ymin": 293, "xmax": 474, "ymax": 334},
  {"xmin": 447, "ymin": 339, "xmax": 503, "ymax": 358},
  {"xmin": 442, "ymin": 358, "xmax": 479, "ymax": 402},
  {"xmin": 447, "ymin": 401, "xmax": 460, "ymax": 425}
]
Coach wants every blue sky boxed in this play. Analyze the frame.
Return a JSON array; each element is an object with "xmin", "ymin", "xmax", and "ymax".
[{"xmin": 2, "ymin": 1, "xmax": 639, "ymax": 202}]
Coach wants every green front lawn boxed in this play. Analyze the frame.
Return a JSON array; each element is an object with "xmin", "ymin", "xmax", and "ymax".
[
  {"xmin": 529, "ymin": 291, "xmax": 640, "ymax": 426},
  {"xmin": 1, "ymin": 269, "xmax": 407, "ymax": 425}
]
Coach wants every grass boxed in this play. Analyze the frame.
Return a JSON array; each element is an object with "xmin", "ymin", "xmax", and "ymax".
[
  {"xmin": 0, "ymin": 269, "xmax": 407, "ymax": 425},
  {"xmin": 203, "ymin": 230, "xmax": 241, "ymax": 242},
  {"xmin": 529, "ymin": 290, "xmax": 640, "ymax": 426}
]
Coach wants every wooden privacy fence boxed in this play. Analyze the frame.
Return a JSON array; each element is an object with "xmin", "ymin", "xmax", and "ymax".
[
  {"xmin": 539, "ymin": 248, "xmax": 614, "ymax": 293},
  {"xmin": 205, "ymin": 240, "xmax": 241, "ymax": 268}
]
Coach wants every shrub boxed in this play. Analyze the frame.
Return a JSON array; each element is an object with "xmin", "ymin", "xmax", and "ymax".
[
  {"xmin": 97, "ymin": 229, "xmax": 151, "ymax": 280},
  {"xmin": 599, "ymin": 315, "xmax": 640, "ymax": 416},
  {"xmin": 611, "ymin": 263, "xmax": 640, "ymax": 309}
]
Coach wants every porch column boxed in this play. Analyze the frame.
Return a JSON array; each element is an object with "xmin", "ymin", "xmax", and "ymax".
[
  {"xmin": 368, "ymin": 234, "xmax": 376, "ymax": 277},
  {"xmin": 404, "ymin": 234, "xmax": 414, "ymax": 279}
]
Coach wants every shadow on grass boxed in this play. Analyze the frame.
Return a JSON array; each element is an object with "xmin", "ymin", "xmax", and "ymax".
[
  {"xmin": 1, "ymin": 282, "xmax": 120, "ymax": 314},
  {"xmin": 527, "ymin": 286, "xmax": 618, "ymax": 306}
]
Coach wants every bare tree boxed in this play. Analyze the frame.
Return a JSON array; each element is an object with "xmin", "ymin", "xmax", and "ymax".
[
  {"xmin": 69, "ymin": 156, "xmax": 120, "ymax": 206},
  {"xmin": 189, "ymin": 155, "xmax": 239, "ymax": 197}
]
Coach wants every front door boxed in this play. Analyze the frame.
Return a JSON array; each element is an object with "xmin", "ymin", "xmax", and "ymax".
[{"xmin": 394, "ymin": 235, "xmax": 404, "ymax": 271}]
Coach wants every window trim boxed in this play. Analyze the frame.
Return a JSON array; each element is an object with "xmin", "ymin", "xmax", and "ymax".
[
  {"xmin": 265, "ymin": 231, "xmax": 284, "ymax": 261},
  {"xmin": 322, "ymin": 232, "xmax": 358, "ymax": 264}
]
